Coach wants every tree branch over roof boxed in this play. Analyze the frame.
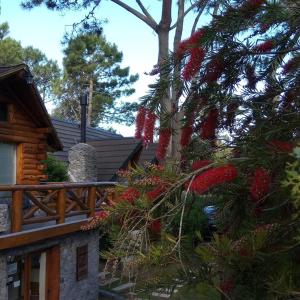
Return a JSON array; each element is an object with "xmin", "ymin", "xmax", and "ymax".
[{"xmin": 110, "ymin": 0, "xmax": 158, "ymax": 31}]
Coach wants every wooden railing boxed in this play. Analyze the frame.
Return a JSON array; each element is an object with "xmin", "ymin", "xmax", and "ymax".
[{"xmin": 0, "ymin": 182, "xmax": 116, "ymax": 233}]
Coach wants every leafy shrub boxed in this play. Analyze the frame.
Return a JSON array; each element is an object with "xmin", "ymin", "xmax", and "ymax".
[{"xmin": 43, "ymin": 155, "xmax": 68, "ymax": 182}]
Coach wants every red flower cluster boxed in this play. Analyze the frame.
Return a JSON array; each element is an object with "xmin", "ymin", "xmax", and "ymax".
[
  {"xmin": 282, "ymin": 57, "xmax": 299, "ymax": 75},
  {"xmin": 202, "ymin": 58, "xmax": 224, "ymax": 83},
  {"xmin": 191, "ymin": 160, "xmax": 212, "ymax": 171},
  {"xmin": 182, "ymin": 47, "xmax": 205, "ymax": 81},
  {"xmin": 253, "ymin": 40, "xmax": 274, "ymax": 53},
  {"xmin": 119, "ymin": 187, "xmax": 140, "ymax": 204},
  {"xmin": 143, "ymin": 110, "xmax": 157, "ymax": 145},
  {"xmin": 81, "ymin": 210, "xmax": 109, "ymax": 231},
  {"xmin": 149, "ymin": 219, "xmax": 161, "ymax": 234},
  {"xmin": 268, "ymin": 140, "xmax": 294, "ymax": 153},
  {"xmin": 135, "ymin": 175, "xmax": 163, "ymax": 186},
  {"xmin": 187, "ymin": 164, "xmax": 238, "ymax": 194},
  {"xmin": 146, "ymin": 185, "xmax": 167, "ymax": 201},
  {"xmin": 180, "ymin": 125, "xmax": 193, "ymax": 147},
  {"xmin": 177, "ymin": 28, "xmax": 205, "ymax": 59},
  {"xmin": 156, "ymin": 128, "xmax": 172, "ymax": 160},
  {"xmin": 248, "ymin": 0, "xmax": 265, "ymax": 7},
  {"xmin": 250, "ymin": 168, "xmax": 271, "ymax": 202},
  {"xmin": 245, "ymin": 64, "xmax": 256, "ymax": 89},
  {"xmin": 220, "ymin": 279, "xmax": 234, "ymax": 294},
  {"xmin": 200, "ymin": 108, "xmax": 219, "ymax": 140},
  {"xmin": 259, "ymin": 23, "xmax": 269, "ymax": 33},
  {"xmin": 135, "ymin": 107, "xmax": 146, "ymax": 139}
]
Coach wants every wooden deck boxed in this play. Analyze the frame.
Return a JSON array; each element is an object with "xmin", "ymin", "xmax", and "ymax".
[{"xmin": 0, "ymin": 182, "xmax": 115, "ymax": 246}]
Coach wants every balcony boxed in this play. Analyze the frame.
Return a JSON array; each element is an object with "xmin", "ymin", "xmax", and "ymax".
[{"xmin": 0, "ymin": 182, "xmax": 115, "ymax": 250}]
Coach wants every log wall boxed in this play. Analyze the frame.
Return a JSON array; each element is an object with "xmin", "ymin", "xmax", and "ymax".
[{"xmin": 0, "ymin": 95, "xmax": 48, "ymax": 184}]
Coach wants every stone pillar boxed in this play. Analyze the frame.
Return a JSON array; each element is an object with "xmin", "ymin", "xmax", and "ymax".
[
  {"xmin": 68, "ymin": 143, "xmax": 97, "ymax": 182},
  {"xmin": 0, "ymin": 204, "xmax": 9, "ymax": 233}
]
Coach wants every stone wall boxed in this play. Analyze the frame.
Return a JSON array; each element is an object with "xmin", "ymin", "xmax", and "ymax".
[
  {"xmin": 60, "ymin": 230, "xmax": 99, "ymax": 300},
  {"xmin": 0, "ymin": 230, "xmax": 99, "ymax": 300}
]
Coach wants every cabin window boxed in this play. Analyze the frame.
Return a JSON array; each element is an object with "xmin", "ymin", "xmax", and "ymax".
[
  {"xmin": 0, "ymin": 103, "xmax": 8, "ymax": 122},
  {"xmin": 0, "ymin": 142, "xmax": 16, "ymax": 185}
]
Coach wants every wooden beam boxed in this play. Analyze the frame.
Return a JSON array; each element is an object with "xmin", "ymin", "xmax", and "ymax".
[
  {"xmin": 36, "ymin": 127, "xmax": 52, "ymax": 133},
  {"xmin": 87, "ymin": 186, "xmax": 96, "ymax": 218},
  {"xmin": 57, "ymin": 189, "xmax": 66, "ymax": 224},
  {"xmin": 0, "ymin": 220, "xmax": 87, "ymax": 250}
]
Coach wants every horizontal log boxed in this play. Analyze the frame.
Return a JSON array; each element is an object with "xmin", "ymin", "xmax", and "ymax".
[
  {"xmin": 23, "ymin": 153, "xmax": 38, "ymax": 160},
  {"xmin": 23, "ymin": 164, "xmax": 37, "ymax": 170},
  {"xmin": 22, "ymin": 215, "xmax": 59, "ymax": 225},
  {"xmin": 0, "ymin": 182, "xmax": 117, "ymax": 191},
  {"xmin": 0, "ymin": 127, "xmax": 45, "ymax": 139},
  {"xmin": 23, "ymin": 169, "xmax": 42, "ymax": 176},
  {"xmin": 0, "ymin": 133, "xmax": 39, "ymax": 144},
  {"xmin": 37, "ymin": 153, "xmax": 47, "ymax": 160},
  {"xmin": 36, "ymin": 127, "xmax": 52, "ymax": 133},
  {"xmin": 36, "ymin": 175, "xmax": 48, "ymax": 180},
  {"xmin": 23, "ymin": 158, "xmax": 39, "ymax": 165}
]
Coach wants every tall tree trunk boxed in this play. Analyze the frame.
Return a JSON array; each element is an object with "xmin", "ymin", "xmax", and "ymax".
[{"xmin": 87, "ymin": 78, "xmax": 93, "ymax": 127}]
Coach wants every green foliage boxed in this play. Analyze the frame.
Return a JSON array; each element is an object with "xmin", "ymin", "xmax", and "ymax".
[
  {"xmin": 0, "ymin": 22, "xmax": 61, "ymax": 102},
  {"xmin": 52, "ymin": 32, "xmax": 138, "ymax": 127},
  {"xmin": 43, "ymin": 155, "xmax": 68, "ymax": 182}
]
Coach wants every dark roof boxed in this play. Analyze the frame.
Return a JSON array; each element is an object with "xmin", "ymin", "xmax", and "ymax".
[
  {"xmin": 52, "ymin": 118, "xmax": 122, "ymax": 162},
  {"xmin": 88, "ymin": 138, "xmax": 142, "ymax": 181},
  {"xmin": 140, "ymin": 143, "xmax": 158, "ymax": 166},
  {"xmin": 0, "ymin": 64, "xmax": 62, "ymax": 150}
]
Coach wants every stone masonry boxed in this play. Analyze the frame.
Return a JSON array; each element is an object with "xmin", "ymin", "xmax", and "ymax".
[
  {"xmin": 68, "ymin": 143, "xmax": 97, "ymax": 182},
  {"xmin": 0, "ymin": 230, "xmax": 99, "ymax": 300}
]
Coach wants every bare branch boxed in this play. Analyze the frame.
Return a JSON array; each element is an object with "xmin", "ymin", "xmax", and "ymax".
[
  {"xmin": 173, "ymin": 0, "xmax": 185, "ymax": 51},
  {"xmin": 170, "ymin": 1, "xmax": 204, "ymax": 31},
  {"xmin": 110, "ymin": 0, "xmax": 157, "ymax": 31},
  {"xmin": 136, "ymin": 0, "xmax": 157, "ymax": 27},
  {"xmin": 191, "ymin": 0, "xmax": 208, "ymax": 34}
]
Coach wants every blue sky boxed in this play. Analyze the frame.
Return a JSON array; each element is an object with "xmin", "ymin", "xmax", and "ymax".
[{"xmin": 0, "ymin": 1, "xmax": 207, "ymax": 136}]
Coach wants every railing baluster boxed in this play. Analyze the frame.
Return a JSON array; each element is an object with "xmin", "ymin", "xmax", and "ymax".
[
  {"xmin": 57, "ymin": 189, "xmax": 66, "ymax": 224},
  {"xmin": 12, "ymin": 190, "xmax": 23, "ymax": 232},
  {"xmin": 87, "ymin": 186, "xmax": 96, "ymax": 218}
]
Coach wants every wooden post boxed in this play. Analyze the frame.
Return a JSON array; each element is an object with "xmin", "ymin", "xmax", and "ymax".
[
  {"xmin": 57, "ymin": 189, "xmax": 66, "ymax": 224},
  {"xmin": 12, "ymin": 190, "xmax": 23, "ymax": 232},
  {"xmin": 87, "ymin": 187, "xmax": 96, "ymax": 218}
]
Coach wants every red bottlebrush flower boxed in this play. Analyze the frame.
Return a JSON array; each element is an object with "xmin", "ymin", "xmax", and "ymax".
[
  {"xmin": 253, "ymin": 40, "xmax": 274, "ymax": 53},
  {"xmin": 180, "ymin": 125, "xmax": 193, "ymax": 147},
  {"xmin": 282, "ymin": 57, "xmax": 300, "ymax": 75},
  {"xmin": 81, "ymin": 210, "xmax": 109, "ymax": 231},
  {"xmin": 156, "ymin": 128, "xmax": 172, "ymax": 160},
  {"xmin": 182, "ymin": 47, "xmax": 205, "ymax": 81},
  {"xmin": 220, "ymin": 279, "xmax": 234, "ymax": 294},
  {"xmin": 191, "ymin": 160, "xmax": 212, "ymax": 171},
  {"xmin": 202, "ymin": 58, "xmax": 224, "ymax": 83},
  {"xmin": 250, "ymin": 168, "xmax": 271, "ymax": 202},
  {"xmin": 187, "ymin": 164, "xmax": 238, "ymax": 194},
  {"xmin": 200, "ymin": 108, "xmax": 219, "ymax": 140},
  {"xmin": 143, "ymin": 110, "xmax": 157, "ymax": 145},
  {"xmin": 248, "ymin": 0, "xmax": 265, "ymax": 7},
  {"xmin": 187, "ymin": 28, "xmax": 205, "ymax": 45},
  {"xmin": 245, "ymin": 64, "xmax": 257, "ymax": 89},
  {"xmin": 268, "ymin": 140, "xmax": 294, "ymax": 153},
  {"xmin": 119, "ymin": 187, "xmax": 140, "ymax": 204},
  {"xmin": 176, "ymin": 29, "xmax": 205, "ymax": 60},
  {"xmin": 135, "ymin": 107, "xmax": 146, "ymax": 139},
  {"xmin": 146, "ymin": 185, "xmax": 167, "ymax": 201},
  {"xmin": 259, "ymin": 23, "xmax": 269, "ymax": 33},
  {"xmin": 149, "ymin": 219, "xmax": 161, "ymax": 234},
  {"xmin": 225, "ymin": 103, "xmax": 238, "ymax": 129},
  {"xmin": 239, "ymin": 246, "xmax": 251, "ymax": 257}
]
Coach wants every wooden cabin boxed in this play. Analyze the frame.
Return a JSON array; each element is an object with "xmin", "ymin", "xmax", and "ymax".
[{"xmin": 0, "ymin": 65, "xmax": 113, "ymax": 300}]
